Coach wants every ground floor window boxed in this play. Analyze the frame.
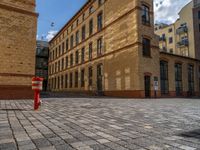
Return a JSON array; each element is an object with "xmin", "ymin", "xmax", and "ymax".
[
  {"xmin": 75, "ymin": 71, "xmax": 79, "ymax": 88},
  {"xmin": 65, "ymin": 74, "xmax": 68, "ymax": 88},
  {"xmin": 57, "ymin": 76, "xmax": 60, "ymax": 89},
  {"xmin": 160, "ymin": 60, "xmax": 169, "ymax": 95},
  {"xmin": 70, "ymin": 73, "xmax": 73, "ymax": 88},
  {"xmin": 61, "ymin": 75, "xmax": 64, "ymax": 89},
  {"xmin": 81, "ymin": 69, "xmax": 85, "ymax": 87},
  {"xmin": 188, "ymin": 64, "xmax": 194, "ymax": 94},
  {"xmin": 54, "ymin": 78, "xmax": 56, "ymax": 89},
  {"xmin": 88, "ymin": 67, "xmax": 93, "ymax": 86},
  {"xmin": 175, "ymin": 63, "xmax": 182, "ymax": 96}
]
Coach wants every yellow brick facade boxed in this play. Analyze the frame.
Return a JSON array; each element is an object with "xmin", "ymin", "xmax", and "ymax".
[
  {"xmin": 49, "ymin": 0, "xmax": 160, "ymax": 98},
  {"xmin": 49, "ymin": 0, "xmax": 200, "ymax": 98},
  {"xmin": 0, "ymin": 0, "xmax": 38, "ymax": 99}
]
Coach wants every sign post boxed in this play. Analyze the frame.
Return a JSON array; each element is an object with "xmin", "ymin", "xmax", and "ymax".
[
  {"xmin": 154, "ymin": 77, "xmax": 159, "ymax": 98},
  {"xmin": 32, "ymin": 77, "xmax": 43, "ymax": 110}
]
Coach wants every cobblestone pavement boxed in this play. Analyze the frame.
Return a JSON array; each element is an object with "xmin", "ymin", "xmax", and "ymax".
[{"xmin": 0, "ymin": 98, "xmax": 200, "ymax": 150}]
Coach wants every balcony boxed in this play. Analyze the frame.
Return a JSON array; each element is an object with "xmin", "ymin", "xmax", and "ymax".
[
  {"xmin": 177, "ymin": 39, "xmax": 189, "ymax": 48},
  {"xmin": 160, "ymin": 47, "xmax": 167, "ymax": 52},
  {"xmin": 159, "ymin": 36, "xmax": 166, "ymax": 42},
  {"xmin": 176, "ymin": 26, "xmax": 188, "ymax": 34}
]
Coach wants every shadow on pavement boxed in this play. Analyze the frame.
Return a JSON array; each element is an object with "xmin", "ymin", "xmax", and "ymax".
[{"xmin": 178, "ymin": 129, "xmax": 200, "ymax": 139}]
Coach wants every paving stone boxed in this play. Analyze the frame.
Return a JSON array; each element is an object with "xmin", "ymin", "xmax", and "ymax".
[{"xmin": 0, "ymin": 98, "xmax": 200, "ymax": 149}]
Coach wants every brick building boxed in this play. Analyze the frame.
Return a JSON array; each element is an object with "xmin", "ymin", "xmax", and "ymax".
[
  {"xmin": 48, "ymin": 0, "xmax": 200, "ymax": 98},
  {"xmin": 0, "ymin": 0, "xmax": 38, "ymax": 99}
]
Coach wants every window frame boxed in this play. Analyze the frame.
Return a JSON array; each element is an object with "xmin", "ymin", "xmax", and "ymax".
[{"xmin": 142, "ymin": 37, "xmax": 151, "ymax": 57}]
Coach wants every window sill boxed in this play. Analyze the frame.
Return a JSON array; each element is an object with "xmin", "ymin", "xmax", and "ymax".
[
  {"xmin": 142, "ymin": 23, "xmax": 151, "ymax": 27},
  {"xmin": 143, "ymin": 55, "xmax": 152, "ymax": 59}
]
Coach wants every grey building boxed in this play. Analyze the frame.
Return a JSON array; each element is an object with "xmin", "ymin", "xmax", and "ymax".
[{"xmin": 36, "ymin": 41, "xmax": 49, "ymax": 91}]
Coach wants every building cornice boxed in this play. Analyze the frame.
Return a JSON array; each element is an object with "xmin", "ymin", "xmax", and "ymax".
[
  {"xmin": 160, "ymin": 52, "xmax": 200, "ymax": 62},
  {"xmin": 0, "ymin": 73, "xmax": 34, "ymax": 78},
  {"xmin": 0, "ymin": 3, "xmax": 38, "ymax": 17}
]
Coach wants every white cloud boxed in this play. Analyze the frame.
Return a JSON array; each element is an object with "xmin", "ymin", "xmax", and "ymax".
[
  {"xmin": 46, "ymin": 30, "xmax": 58, "ymax": 41},
  {"xmin": 154, "ymin": 0, "xmax": 192, "ymax": 24}
]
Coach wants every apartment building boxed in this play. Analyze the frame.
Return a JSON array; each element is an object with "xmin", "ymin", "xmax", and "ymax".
[
  {"xmin": 155, "ymin": 1, "xmax": 200, "ymax": 59},
  {"xmin": 0, "ymin": 0, "xmax": 38, "ymax": 99},
  {"xmin": 155, "ymin": 0, "xmax": 200, "ymax": 97},
  {"xmin": 49, "ymin": 0, "xmax": 160, "ymax": 98}
]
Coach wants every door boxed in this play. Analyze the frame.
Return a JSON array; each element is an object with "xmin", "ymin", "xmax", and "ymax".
[
  {"xmin": 97, "ymin": 64, "xmax": 103, "ymax": 95},
  {"xmin": 144, "ymin": 76, "xmax": 151, "ymax": 98}
]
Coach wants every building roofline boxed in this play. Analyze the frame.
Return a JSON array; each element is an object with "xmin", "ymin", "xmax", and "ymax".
[
  {"xmin": 49, "ymin": 0, "xmax": 92, "ymax": 43},
  {"xmin": 160, "ymin": 52, "xmax": 200, "ymax": 62},
  {"xmin": 178, "ymin": 1, "xmax": 192, "ymax": 15}
]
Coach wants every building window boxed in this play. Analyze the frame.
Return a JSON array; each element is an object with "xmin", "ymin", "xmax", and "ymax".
[
  {"xmin": 75, "ymin": 71, "xmax": 78, "ymax": 88},
  {"xmin": 142, "ymin": 5, "xmax": 150, "ymax": 25},
  {"xmin": 66, "ymin": 39, "xmax": 69, "ymax": 51},
  {"xmin": 97, "ymin": 12, "xmax": 103, "ymax": 31},
  {"xmin": 97, "ymin": 37, "xmax": 103, "ymax": 56},
  {"xmin": 55, "ymin": 62, "xmax": 57, "ymax": 72},
  {"xmin": 175, "ymin": 63, "xmax": 182, "ymax": 96},
  {"xmin": 75, "ymin": 50, "xmax": 79, "ymax": 64},
  {"xmin": 70, "ymin": 53, "xmax": 73, "ymax": 66},
  {"xmin": 169, "ymin": 37, "xmax": 173, "ymax": 44},
  {"xmin": 59, "ymin": 45, "xmax": 61, "ymax": 56},
  {"xmin": 82, "ymin": 13, "xmax": 85, "ymax": 21},
  {"xmin": 88, "ymin": 67, "xmax": 93, "ymax": 86},
  {"xmin": 61, "ymin": 75, "xmax": 64, "ymax": 89},
  {"xmin": 89, "ymin": 42, "xmax": 93, "ymax": 60},
  {"xmin": 98, "ymin": 0, "xmax": 104, "ymax": 6},
  {"xmin": 71, "ymin": 24, "xmax": 73, "ymax": 31},
  {"xmin": 89, "ymin": 6, "xmax": 94, "ymax": 14},
  {"xmin": 89, "ymin": 19, "xmax": 93, "ymax": 36},
  {"xmin": 168, "ymin": 28, "xmax": 173, "ymax": 33},
  {"xmin": 188, "ymin": 64, "xmax": 194, "ymax": 94},
  {"xmin": 70, "ymin": 35, "xmax": 74, "ymax": 49},
  {"xmin": 54, "ymin": 77, "xmax": 57, "ymax": 89},
  {"xmin": 81, "ymin": 47, "xmax": 85, "ymax": 63},
  {"xmin": 49, "ymin": 52, "xmax": 52, "ymax": 61},
  {"xmin": 62, "ymin": 42, "xmax": 65, "ymax": 53},
  {"xmin": 58, "ymin": 60, "xmax": 60, "ymax": 72},
  {"xmin": 70, "ymin": 73, "xmax": 73, "ymax": 88},
  {"xmin": 56, "ymin": 48, "xmax": 58, "ymax": 58},
  {"xmin": 65, "ymin": 74, "xmax": 68, "ymax": 88},
  {"xmin": 81, "ymin": 69, "xmax": 85, "ymax": 87},
  {"xmin": 160, "ymin": 60, "xmax": 169, "ymax": 95},
  {"xmin": 142, "ymin": 38, "xmax": 151, "ymax": 56},
  {"xmin": 82, "ymin": 25, "xmax": 86, "ymax": 41},
  {"xmin": 76, "ymin": 31, "xmax": 79, "ymax": 45},
  {"xmin": 62, "ymin": 58, "xmax": 64, "ymax": 70},
  {"xmin": 52, "ymin": 50, "xmax": 55, "ymax": 60},
  {"xmin": 57, "ymin": 76, "xmax": 60, "ymax": 89},
  {"xmin": 76, "ymin": 19, "xmax": 79, "ymax": 26},
  {"xmin": 199, "ymin": 24, "xmax": 200, "ymax": 32},
  {"xmin": 169, "ymin": 49, "xmax": 173, "ymax": 53},
  {"xmin": 52, "ymin": 64, "xmax": 54, "ymax": 74},
  {"xmin": 66, "ymin": 56, "xmax": 68, "ymax": 68},
  {"xmin": 198, "ymin": 11, "xmax": 200, "ymax": 19}
]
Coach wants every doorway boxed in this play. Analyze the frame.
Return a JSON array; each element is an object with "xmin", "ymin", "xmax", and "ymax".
[
  {"xmin": 144, "ymin": 76, "xmax": 151, "ymax": 98},
  {"xmin": 97, "ymin": 64, "xmax": 103, "ymax": 95}
]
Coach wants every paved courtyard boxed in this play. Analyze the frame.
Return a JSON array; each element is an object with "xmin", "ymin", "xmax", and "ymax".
[{"xmin": 0, "ymin": 98, "xmax": 200, "ymax": 150}]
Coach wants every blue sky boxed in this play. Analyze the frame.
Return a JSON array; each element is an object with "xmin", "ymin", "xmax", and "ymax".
[
  {"xmin": 36, "ymin": 0, "xmax": 191, "ymax": 41},
  {"xmin": 36, "ymin": 0, "xmax": 87, "ymax": 41}
]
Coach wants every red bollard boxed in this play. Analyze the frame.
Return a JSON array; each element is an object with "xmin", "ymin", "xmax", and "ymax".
[{"xmin": 32, "ymin": 77, "xmax": 43, "ymax": 110}]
